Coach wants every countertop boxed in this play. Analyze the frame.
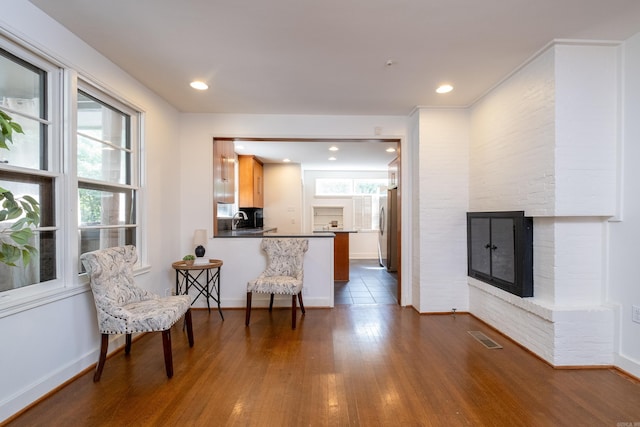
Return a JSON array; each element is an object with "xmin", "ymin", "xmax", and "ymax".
[
  {"xmin": 216, "ymin": 227, "xmax": 335, "ymax": 238},
  {"xmin": 313, "ymin": 229, "xmax": 358, "ymax": 233}
]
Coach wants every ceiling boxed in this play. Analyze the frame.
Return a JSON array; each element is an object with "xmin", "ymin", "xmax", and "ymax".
[
  {"xmin": 231, "ymin": 138, "xmax": 399, "ymax": 171},
  {"xmin": 26, "ymin": 0, "xmax": 640, "ymax": 170}
]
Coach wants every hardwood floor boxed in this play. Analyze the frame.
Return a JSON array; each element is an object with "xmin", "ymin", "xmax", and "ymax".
[{"xmin": 5, "ymin": 306, "xmax": 640, "ymax": 426}]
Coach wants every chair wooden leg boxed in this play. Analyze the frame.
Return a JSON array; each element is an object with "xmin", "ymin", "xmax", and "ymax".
[
  {"xmin": 269, "ymin": 294, "xmax": 275, "ymax": 312},
  {"xmin": 291, "ymin": 295, "xmax": 297, "ymax": 329},
  {"xmin": 245, "ymin": 292, "xmax": 252, "ymax": 326},
  {"xmin": 185, "ymin": 309, "xmax": 194, "ymax": 347},
  {"xmin": 94, "ymin": 334, "xmax": 109, "ymax": 382},
  {"xmin": 125, "ymin": 334, "xmax": 132, "ymax": 355},
  {"xmin": 298, "ymin": 292, "xmax": 306, "ymax": 315},
  {"xmin": 162, "ymin": 330, "xmax": 173, "ymax": 378}
]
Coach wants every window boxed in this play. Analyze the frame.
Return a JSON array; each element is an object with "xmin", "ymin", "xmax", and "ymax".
[
  {"xmin": 0, "ymin": 46, "xmax": 58, "ymax": 292},
  {"xmin": 0, "ymin": 35, "xmax": 143, "ymax": 304},
  {"xmin": 77, "ymin": 88, "xmax": 138, "ymax": 265},
  {"xmin": 315, "ymin": 177, "xmax": 387, "ymax": 231}
]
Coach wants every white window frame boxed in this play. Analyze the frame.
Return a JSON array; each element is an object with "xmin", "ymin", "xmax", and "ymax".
[
  {"xmin": 0, "ymin": 35, "xmax": 146, "ymax": 317},
  {"xmin": 75, "ymin": 81, "xmax": 142, "ymax": 269}
]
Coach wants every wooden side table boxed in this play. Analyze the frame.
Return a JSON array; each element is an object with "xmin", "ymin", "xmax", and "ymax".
[{"xmin": 172, "ymin": 259, "xmax": 224, "ymax": 320}]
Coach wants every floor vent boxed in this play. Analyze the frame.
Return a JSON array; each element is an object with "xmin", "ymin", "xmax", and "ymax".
[{"xmin": 468, "ymin": 331, "xmax": 503, "ymax": 349}]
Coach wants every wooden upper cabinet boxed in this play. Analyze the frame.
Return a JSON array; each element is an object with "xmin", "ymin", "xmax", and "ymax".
[
  {"xmin": 213, "ymin": 139, "xmax": 235, "ymax": 204},
  {"xmin": 238, "ymin": 155, "xmax": 264, "ymax": 208}
]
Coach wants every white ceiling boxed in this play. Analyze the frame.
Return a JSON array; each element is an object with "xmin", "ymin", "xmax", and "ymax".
[
  {"xmin": 232, "ymin": 138, "xmax": 399, "ymax": 171},
  {"xmin": 26, "ymin": 0, "xmax": 640, "ymax": 170}
]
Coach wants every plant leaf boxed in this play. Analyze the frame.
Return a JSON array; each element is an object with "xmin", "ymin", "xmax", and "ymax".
[
  {"xmin": 22, "ymin": 195, "xmax": 39, "ymax": 206},
  {"xmin": 1, "ymin": 243, "xmax": 21, "ymax": 266},
  {"xmin": 21, "ymin": 249, "xmax": 31, "ymax": 266},
  {"xmin": 10, "ymin": 228, "xmax": 33, "ymax": 245},
  {"xmin": 10, "ymin": 121, "xmax": 24, "ymax": 134}
]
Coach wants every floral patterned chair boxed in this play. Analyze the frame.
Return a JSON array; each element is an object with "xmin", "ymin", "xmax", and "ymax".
[
  {"xmin": 246, "ymin": 238, "xmax": 309, "ymax": 329},
  {"xmin": 80, "ymin": 245, "xmax": 194, "ymax": 382}
]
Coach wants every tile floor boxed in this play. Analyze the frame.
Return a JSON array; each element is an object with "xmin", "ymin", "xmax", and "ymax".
[{"xmin": 335, "ymin": 259, "xmax": 398, "ymax": 305}]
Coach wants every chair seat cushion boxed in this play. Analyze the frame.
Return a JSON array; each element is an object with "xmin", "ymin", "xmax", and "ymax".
[
  {"xmin": 98, "ymin": 295, "xmax": 191, "ymax": 334},
  {"xmin": 248, "ymin": 276, "xmax": 303, "ymax": 295}
]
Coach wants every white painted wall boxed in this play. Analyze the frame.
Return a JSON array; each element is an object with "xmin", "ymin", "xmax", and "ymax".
[
  {"xmin": 609, "ymin": 32, "xmax": 640, "ymax": 378},
  {"xmin": 263, "ymin": 163, "xmax": 303, "ymax": 234},
  {"xmin": 177, "ymin": 115, "xmax": 407, "ymax": 265},
  {"xmin": 469, "ymin": 42, "xmax": 620, "ymax": 367},
  {"xmin": 0, "ymin": 1, "xmax": 182, "ymax": 421},
  {"xmin": 414, "ymin": 108, "xmax": 470, "ymax": 312}
]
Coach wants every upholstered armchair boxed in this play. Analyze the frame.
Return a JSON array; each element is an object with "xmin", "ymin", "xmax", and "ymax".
[
  {"xmin": 245, "ymin": 238, "xmax": 309, "ymax": 329},
  {"xmin": 80, "ymin": 245, "xmax": 194, "ymax": 382}
]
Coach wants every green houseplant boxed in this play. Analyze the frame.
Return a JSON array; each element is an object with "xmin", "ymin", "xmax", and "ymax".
[
  {"xmin": 0, "ymin": 110, "xmax": 40, "ymax": 266},
  {"xmin": 182, "ymin": 254, "xmax": 195, "ymax": 266}
]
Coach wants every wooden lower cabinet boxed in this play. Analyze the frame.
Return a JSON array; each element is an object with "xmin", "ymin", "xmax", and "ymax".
[{"xmin": 333, "ymin": 232, "xmax": 350, "ymax": 281}]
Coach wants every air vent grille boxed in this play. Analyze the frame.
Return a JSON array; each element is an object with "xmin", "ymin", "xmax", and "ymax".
[{"xmin": 468, "ymin": 331, "xmax": 503, "ymax": 349}]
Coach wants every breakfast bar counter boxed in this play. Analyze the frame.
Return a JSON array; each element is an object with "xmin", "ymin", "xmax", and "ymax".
[{"xmin": 204, "ymin": 233, "xmax": 335, "ymax": 308}]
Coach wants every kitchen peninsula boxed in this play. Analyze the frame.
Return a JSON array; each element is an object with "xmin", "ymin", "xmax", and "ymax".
[
  {"xmin": 205, "ymin": 231, "xmax": 336, "ymax": 309},
  {"xmin": 313, "ymin": 229, "xmax": 357, "ymax": 281}
]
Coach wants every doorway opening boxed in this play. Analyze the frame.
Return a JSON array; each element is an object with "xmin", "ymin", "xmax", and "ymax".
[{"xmin": 218, "ymin": 136, "xmax": 402, "ymax": 305}]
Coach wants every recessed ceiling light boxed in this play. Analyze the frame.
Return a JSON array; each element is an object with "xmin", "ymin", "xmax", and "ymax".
[
  {"xmin": 329, "ymin": 146, "xmax": 339, "ymax": 151},
  {"xmin": 283, "ymin": 158, "xmax": 291, "ymax": 163},
  {"xmin": 436, "ymin": 84, "xmax": 453, "ymax": 94},
  {"xmin": 328, "ymin": 156, "xmax": 337, "ymax": 161},
  {"xmin": 386, "ymin": 147, "xmax": 396, "ymax": 153},
  {"xmin": 190, "ymin": 81, "xmax": 209, "ymax": 90}
]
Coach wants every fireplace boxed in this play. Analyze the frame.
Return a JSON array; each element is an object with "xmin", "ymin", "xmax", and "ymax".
[{"xmin": 467, "ymin": 211, "xmax": 533, "ymax": 297}]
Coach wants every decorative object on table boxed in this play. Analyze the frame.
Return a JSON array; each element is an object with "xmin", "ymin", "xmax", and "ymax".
[
  {"xmin": 246, "ymin": 238, "xmax": 309, "ymax": 329},
  {"xmin": 182, "ymin": 254, "xmax": 195, "ymax": 266},
  {"xmin": 80, "ymin": 245, "xmax": 194, "ymax": 381},
  {"xmin": 193, "ymin": 228, "xmax": 208, "ymax": 265}
]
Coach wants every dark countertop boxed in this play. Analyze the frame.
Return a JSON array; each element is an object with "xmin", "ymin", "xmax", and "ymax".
[
  {"xmin": 216, "ymin": 227, "xmax": 335, "ymax": 238},
  {"xmin": 313, "ymin": 229, "xmax": 358, "ymax": 233}
]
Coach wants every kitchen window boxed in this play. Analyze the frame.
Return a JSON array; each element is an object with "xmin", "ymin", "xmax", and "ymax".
[{"xmin": 315, "ymin": 178, "xmax": 386, "ymax": 231}]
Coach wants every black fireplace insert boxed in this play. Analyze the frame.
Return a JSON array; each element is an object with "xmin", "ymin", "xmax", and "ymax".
[{"xmin": 467, "ymin": 211, "xmax": 533, "ymax": 297}]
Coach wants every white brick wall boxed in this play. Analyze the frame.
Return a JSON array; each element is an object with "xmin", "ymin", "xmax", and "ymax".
[
  {"xmin": 469, "ymin": 48, "xmax": 556, "ymax": 215},
  {"xmin": 554, "ymin": 44, "xmax": 618, "ymax": 216},
  {"xmin": 468, "ymin": 42, "xmax": 619, "ymax": 366},
  {"xmin": 470, "ymin": 280, "xmax": 614, "ymax": 366},
  {"xmin": 416, "ymin": 108, "xmax": 470, "ymax": 312}
]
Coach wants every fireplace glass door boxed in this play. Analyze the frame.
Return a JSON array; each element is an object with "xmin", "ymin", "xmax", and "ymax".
[{"xmin": 467, "ymin": 211, "xmax": 533, "ymax": 298}]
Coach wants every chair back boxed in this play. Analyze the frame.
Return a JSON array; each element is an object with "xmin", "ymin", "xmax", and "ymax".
[
  {"xmin": 260, "ymin": 238, "xmax": 309, "ymax": 280},
  {"xmin": 80, "ymin": 246, "xmax": 154, "ymax": 327}
]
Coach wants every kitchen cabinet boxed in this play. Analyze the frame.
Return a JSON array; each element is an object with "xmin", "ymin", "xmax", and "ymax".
[
  {"xmin": 213, "ymin": 139, "xmax": 235, "ymax": 204},
  {"xmin": 238, "ymin": 155, "xmax": 264, "ymax": 208}
]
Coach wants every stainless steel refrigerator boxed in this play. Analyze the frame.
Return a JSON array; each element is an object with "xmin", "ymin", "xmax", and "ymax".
[{"xmin": 378, "ymin": 188, "xmax": 398, "ymax": 271}]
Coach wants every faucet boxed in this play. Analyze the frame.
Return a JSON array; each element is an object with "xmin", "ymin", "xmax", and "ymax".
[{"xmin": 231, "ymin": 211, "xmax": 248, "ymax": 230}]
